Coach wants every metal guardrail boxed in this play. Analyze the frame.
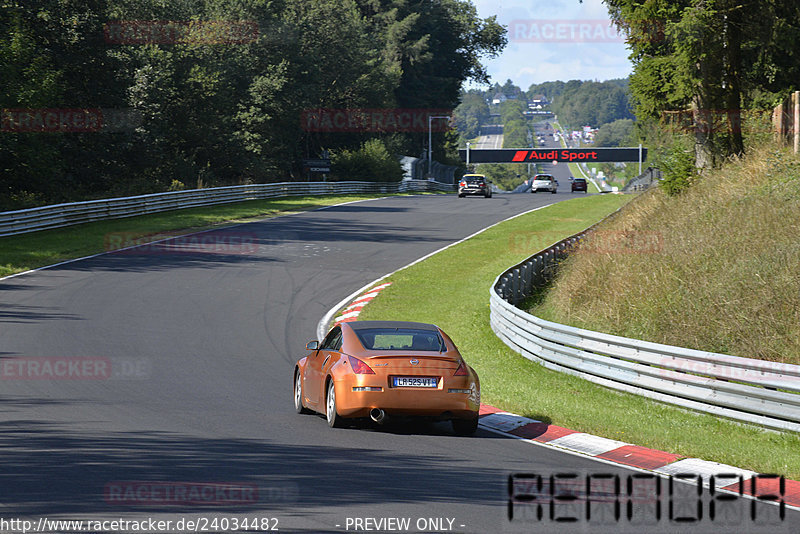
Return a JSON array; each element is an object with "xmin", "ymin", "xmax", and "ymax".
[
  {"xmin": 0, "ymin": 180, "xmax": 454, "ymax": 237},
  {"xmin": 489, "ymin": 226, "xmax": 800, "ymax": 433},
  {"xmin": 624, "ymin": 166, "xmax": 662, "ymax": 192}
]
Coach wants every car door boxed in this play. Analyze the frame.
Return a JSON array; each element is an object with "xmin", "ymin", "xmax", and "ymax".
[{"xmin": 304, "ymin": 326, "xmax": 342, "ymax": 407}]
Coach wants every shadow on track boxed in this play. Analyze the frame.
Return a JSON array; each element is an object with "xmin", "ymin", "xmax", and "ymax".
[{"xmin": 0, "ymin": 420, "xmax": 508, "ymax": 516}]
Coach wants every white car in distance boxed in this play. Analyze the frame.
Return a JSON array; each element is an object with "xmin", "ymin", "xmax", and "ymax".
[{"xmin": 531, "ymin": 174, "xmax": 557, "ymax": 194}]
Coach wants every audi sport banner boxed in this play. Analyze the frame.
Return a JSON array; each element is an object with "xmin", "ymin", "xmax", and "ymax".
[{"xmin": 458, "ymin": 147, "xmax": 646, "ymax": 163}]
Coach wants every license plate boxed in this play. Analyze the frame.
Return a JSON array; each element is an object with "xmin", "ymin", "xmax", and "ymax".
[{"xmin": 393, "ymin": 376, "xmax": 437, "ymax": 388}]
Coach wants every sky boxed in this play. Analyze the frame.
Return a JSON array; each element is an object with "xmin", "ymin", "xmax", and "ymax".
[{"xmin": 471, "ymin": 0, "xmax": 634, "ymax": 91}]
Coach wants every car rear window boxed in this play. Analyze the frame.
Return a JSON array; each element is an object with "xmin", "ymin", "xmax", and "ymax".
[
  {"xmin": 354, "ymin": 328, "xmax": 444, "ymax": 351},
  {"xmin": 574, "ymin": 178, "xmax": 586, "ymax": 182}
]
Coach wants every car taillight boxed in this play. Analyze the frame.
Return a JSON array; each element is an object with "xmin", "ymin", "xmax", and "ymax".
[
  {"xmin": 454, "ymin": 360, "xmax": 468, "ymax": 376},
  {"xmin": 479, "ymin": 182, "xmax": 485, "ymax": 187},
  {"xmin": 459, "ymin": 181, "xmax": 466, "ymax": 187},
  {"xmin": 348, "ymin": 356, "xmax": 375, "ymax": 374}
]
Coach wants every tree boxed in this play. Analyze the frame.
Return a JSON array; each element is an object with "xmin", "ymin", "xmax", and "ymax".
[
  {"xmin": 331, "ymin": 138, "xmax": 403, "ymax": 181},
  {"xmin": 354, "ymin": 0, "xmax": 506, "ymax": 164},
  {"xmin": 605, "ymin": 0, "xmax": 800, "ymax": 169},
  {"xmin": 453, "ymin": 91, "xmax": 490, "ymax": 141},
  {"xmin": 593, "ymin": 119, "xmax": 635, "ymax": 147},
  {"xmin": 526, "ymin": 80, "xmax": 565, "ymax": 102},
  {"xmin": 550, "ymin": 79, "xmax": 633, "ymax": 129}
]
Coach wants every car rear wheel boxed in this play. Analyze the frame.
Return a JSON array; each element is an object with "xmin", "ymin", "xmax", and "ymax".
[
  {"xmin": 294, "ymin": 371, "xmax": 311, "ymax": 414},
  {"xmin": 326, "ymin": 380, "xmax": 343, "ymax": 428},
  {"xmin": 452, "ymin": 415, "xmax": 478, "ymax": 436}
]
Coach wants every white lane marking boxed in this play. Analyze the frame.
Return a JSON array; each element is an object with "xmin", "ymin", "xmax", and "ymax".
[
  {"xmin": 548, "ymin": 433, "xmax": 630, "ymax": 456},
  {"xmin": 494, "ymin": 131, "xmax": 503, "ymax": 149},
  {"xmin": 330, "ymin": 283, "xmax": 393, "ymax": 327},
  {"xmin": 655, "ymin": 458, "xmax": 758, "ymax": 487},
  {"xmin": 350, "ymin": 290, "xmax": 383, "ymax": 304},
  {"xmin": 342, "ymin": 302, "xmax": 368, "ymax": 313},
  {"xmin": 336, "ymin": 310, "xmax": 361, "ymax": 321},
  {"xmin": 480, "ymin": 412, "xmax": 539, "ymax": 432}
]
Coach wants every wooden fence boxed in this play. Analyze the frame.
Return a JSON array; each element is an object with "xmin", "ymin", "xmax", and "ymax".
[{"xmin": 772, "ymin": 90, "xmax": 800, "ymax": 153}]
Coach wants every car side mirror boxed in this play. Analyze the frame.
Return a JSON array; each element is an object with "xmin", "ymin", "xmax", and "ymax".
[{"xmin": 306, "ymin": 340, "xmax": 319, "ymax": 351}]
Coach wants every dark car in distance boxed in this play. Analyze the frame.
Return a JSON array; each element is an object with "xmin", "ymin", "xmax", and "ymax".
[
  {"xmin": 458, "ymin": 174, "xmax": 492, "ymax": 198},
  {"xmin": 571, "ymin": 177, "xmax": 587, "ymax": 193}
]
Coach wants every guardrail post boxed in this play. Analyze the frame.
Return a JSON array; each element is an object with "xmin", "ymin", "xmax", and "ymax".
[
  {"xmin": 511, "ymin": 268, "xmax": 520, "ymax": 304},
  {"xmin": 504, "ymin": 275, "xmax": 512, "ymax": 302},
  {"xmin": 523, "ymin": 261, "xmax": 532, "ymax": 294}
]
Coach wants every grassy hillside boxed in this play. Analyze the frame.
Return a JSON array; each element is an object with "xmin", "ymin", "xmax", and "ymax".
[{"xmin": 531, "ymin": 142, "xmax": 800, "ymax": 364}]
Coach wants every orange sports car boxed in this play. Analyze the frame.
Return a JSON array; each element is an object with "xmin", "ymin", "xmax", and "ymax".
[{"xmin": 293, "ymin": 320, "xmax": 481, "ymax": 435}]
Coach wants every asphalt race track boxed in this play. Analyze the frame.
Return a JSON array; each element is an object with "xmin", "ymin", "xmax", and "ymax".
[
  {"xmin": 472, "ymin": 125, "xmax": 504, "ymax": 150},
  {"xmin": 1, "ymin": 193, "xmax": 796, "ymax": 533}
]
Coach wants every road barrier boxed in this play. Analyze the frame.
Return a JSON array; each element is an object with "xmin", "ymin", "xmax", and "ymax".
[
  {"xmin": 0, "ymin": 180, "xmax": 454, "ymax": 237},
  {"xmin": 490, "ymin": 224, "xmax": 800, "ymax": 433},
  {"xmin": 623, "ymin": 166, "xmax": 662, "ymax": 192}
]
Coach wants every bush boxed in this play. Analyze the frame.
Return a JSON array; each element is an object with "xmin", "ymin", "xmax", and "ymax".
[
  {"xmin": 331, "ymin": 139, "xmax": 403, "ymax": 182},
  {"xmin": 657, "ymin": 137, "xmax": 696, "ymax": 195}
]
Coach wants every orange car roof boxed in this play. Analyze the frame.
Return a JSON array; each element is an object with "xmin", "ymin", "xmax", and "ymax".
[{"xmin": 346, "ymin": 320, "xmax": 439, "ymax": 332}]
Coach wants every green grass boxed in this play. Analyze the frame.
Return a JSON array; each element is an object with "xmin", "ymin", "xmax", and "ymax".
[
  {"xmin": 357, "ymin": 193, "xmax": 800, "ymax": 479},
  {"xmin": 0, "ymin": 193, "xmax": 413, "ymax": 277}
]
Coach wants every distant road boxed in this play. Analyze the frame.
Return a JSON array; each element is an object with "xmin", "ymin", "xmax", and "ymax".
[
  {"xmin": 472, "ymin": 124, "xmax": 503, "ymax": 149},
  {"xmin": 526, "ymin": 120, "xmax": 575, "ymax": 191}
]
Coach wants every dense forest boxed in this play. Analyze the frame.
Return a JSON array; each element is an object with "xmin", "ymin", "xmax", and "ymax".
[
  {"xmin": 0, "ymin": 0, "xmax": 505, "ymax": 210},
  {"xmin": 547, "ymin": 79, "xmax": 633, "ymax": 130}
]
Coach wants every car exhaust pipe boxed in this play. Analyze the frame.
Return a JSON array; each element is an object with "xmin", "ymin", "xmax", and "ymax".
[{"xmin": 370, "ymin": 408, "xmax": 386, "ymax": 424}]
